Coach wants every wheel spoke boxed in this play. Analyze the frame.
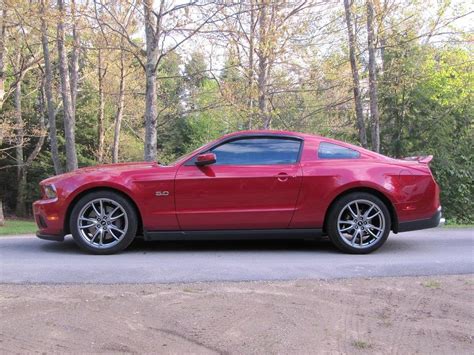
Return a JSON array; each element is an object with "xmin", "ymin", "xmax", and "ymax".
[
  {"xmin": 109, "ymin": 213, "xmax": 124, "ymax": 221},
  {"xmin": 99, "ymin": 200, "xmax": 104, "ymax": 217},
  {"xmin": 79, "ymin": 222, "xmax": 96, "ymax": 229},
  {"xmin": 99, "ymin": 229, "xmax": 104, "ymax": 245},
  {"xmin": 367, "ymin": 211, "xmax": 381, "ymax": 220},
  {"xmin": 108, "ymin": 228, "xmax": 120, "ymax": 241},
  {"xmin": 368, "ymin": 224, "xmax": 383, "ymax": 231},
  {"xmin": 347, "ymin": 205, "xmax": 358, "ymax": 219},
  {"xmin": 91, "ymin": 202, "xmax": 101, "ymax": 217},
  {"xmin": 108, "ymin": 206, "xmax": 120, "ymax": 218},
  {"xmin": 90, "ymin": 229, "xmax": 100, "ymax": 243},
  {"xmin": 355, "ymin": 202, "xmax": 360, "ymax": 217},
  {"xmin": 364, "ymin": 205, "xmax": 375, "ymax": 218},
  {"xmin": 109, "ymin": 224, "xmax": 124, "ymax": 235},
  {"xmin": 340, "ymin": 224, "xmax": 354, "ymax": 232},
  {"xmin": 80, "ymin": 217, "xmax": 96, "ymax": 223},
  {"xmin": 351, "ymin": 229, "xmax": 360, "ymax": 246},
  {"xmin": 366, "ymin": 228, "xmax": 378, "ymax": 238}
]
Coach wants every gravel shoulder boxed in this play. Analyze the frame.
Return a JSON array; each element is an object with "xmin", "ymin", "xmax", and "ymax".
[{"xmin": 1, "ymin": 275, "xmax": 473, "ymax": 354}]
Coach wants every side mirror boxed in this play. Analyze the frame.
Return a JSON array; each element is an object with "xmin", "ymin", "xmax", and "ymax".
[{"xmin": 195, "ymin": 153, "xmax": 217, "ymax": 166}]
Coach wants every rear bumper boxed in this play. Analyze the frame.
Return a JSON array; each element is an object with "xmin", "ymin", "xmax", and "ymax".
[
  {"xmin": 398, "ymin": 207, "xmax": 444, "ymax": 233},
  {"xmin": 36, "ymin": 232, "xmax": 64, "ymax": 242}
]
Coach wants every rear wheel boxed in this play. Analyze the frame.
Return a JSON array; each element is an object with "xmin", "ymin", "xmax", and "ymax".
[
  {"xmin": 326, "ymin": 192, "xmax": 391, "ymax": 254},
  {"xmin": 69, "ymin": 190, "xmax": 137, "ymax": 254}
]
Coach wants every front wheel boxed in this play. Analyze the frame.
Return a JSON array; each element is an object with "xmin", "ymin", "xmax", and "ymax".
[
  {"xmin": 69, "ymin": 191, "xmax": 137, "ymax": 255},
  {"xmin": 326, "ymin": 192, "xmax": 391, "ymax": 254}
]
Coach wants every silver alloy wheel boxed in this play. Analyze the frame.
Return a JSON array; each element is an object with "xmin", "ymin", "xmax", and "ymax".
[
  {"xmin": 77, "ymin": 198, "xmax": 128, "ymax": 249},
  {"xmin": 337, "ymin": 199, "xmax": 386, "ymax": 249}
]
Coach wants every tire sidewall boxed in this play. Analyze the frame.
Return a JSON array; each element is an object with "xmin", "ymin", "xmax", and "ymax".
[
  {"xmin": 70, "ymin": 190, "xmax": 137, "ymax": 255},
  {"xmin": 327, "ymin": 192, "xmax": 391, "ymax": 254}
]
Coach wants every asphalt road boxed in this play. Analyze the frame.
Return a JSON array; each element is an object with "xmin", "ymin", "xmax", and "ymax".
[{"xmin": 0, "ymin": 228, "xmax": 472, "ymax": 284}]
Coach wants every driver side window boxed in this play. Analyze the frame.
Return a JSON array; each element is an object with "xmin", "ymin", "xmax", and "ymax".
[{"xmin": 210, "ymin": 137, "xmax": 301, "ymax": 165}]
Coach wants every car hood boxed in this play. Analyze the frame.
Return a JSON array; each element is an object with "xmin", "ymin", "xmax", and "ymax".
[{"xmin": 41, "ymin": 162, "xmax": 160, "ymax": 185}]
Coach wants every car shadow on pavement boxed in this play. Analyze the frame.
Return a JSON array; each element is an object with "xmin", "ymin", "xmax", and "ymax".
[
  {"xmin": 128, "ymin": 237, "xmax": 339, "ymax": 253},
  {"xmin": 38, "ymin": 233, "xmax": 413, "ymax": 255},
  {"xmin": 38, "ymin": 235, "xmax": 343, "ymax": 255}
]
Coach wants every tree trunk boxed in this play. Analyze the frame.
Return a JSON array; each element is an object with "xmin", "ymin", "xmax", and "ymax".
[
  {"xmin": 14, "ymin": 69, "xmax": 26, "ymax": 217},
  {"xmin": 97, "ymin": 48, "xmax": 105, "ymax": 163},
  {"xmin": 0, "ymin": 7, "xmax": 5, "ymax": 111},
  {"xmin": 367, "ymin": 0, "xmax": 380, "ymax": 152},
  {"xmin": 373, "ymin": 0, "xmax": 386, "ymax": 72},
  {"xmin": 112, "ymin": 48, "xmax": 125, "ymax": 163},
  {"xmin": 257, "ymin": 1, "xmax": 270, "ymax": 129},
  {"xmin": 343, "ymin": 0, "xmax": 368, "ymax": 148},
  {"xmin": 70, "ymin": 0, "xmax": 79, "ymax": 116},
  {"xmin": 143, "ymin": 0, "xmax": 161, "ymax": 162},
  {"xmin": 247, "ymin": 0, "xmax": 255, "ymax": 129},
  {"xmin": 40, "ymin": 0, "xmax": 62, "ymax": 174},
  {"xmin": 0, "ymin": 7, "xmax": 5, "ymax": 219},
  {"xmin": 26, "ymin": 83, "xmax": 47, "ymax": 166},
  {"xmin": 57, "ymin": 0, "xmax": 78, "ymax": 171},
  {"xmin": 0, "ymin": 200, "xmax": 4, "ymax": 227},
  {"xmin": 144, "ymin": 63, "xmax": 157, "ymax": 161}
]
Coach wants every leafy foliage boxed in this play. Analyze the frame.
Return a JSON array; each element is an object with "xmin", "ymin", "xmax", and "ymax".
[
  {"xmin": 0, "ymin": 0, "xmax": 471, "ymax": 225},
  {"xmin": 381, "ymin": 47, "xmax": 473, "ymax": 222}
]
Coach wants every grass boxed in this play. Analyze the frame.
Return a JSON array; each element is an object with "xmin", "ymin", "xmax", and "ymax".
[
  {"xmin": 422, "ymin": 280, "xmax": 441, "ymax": 289},
  {"xmin": 0, "ymin": 219, "xmax": 37, "ymax": 236},
  {"xmin": 352, "ymin": 340, "xmax": 372, "ymax": 350},
  {"xmin": 443, "ymin": 223, "xmax": 474, "ymax": 228}
]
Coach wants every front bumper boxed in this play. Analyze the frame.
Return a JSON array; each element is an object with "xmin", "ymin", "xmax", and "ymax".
[
  {"xmin": 398, "ymin": 207, "xmax": 444, "ymax": 232},
  {"xmin": 33, "ymin": 198, "xmax": 65, "ymax": 238},
  {"xmin": 36, "ymin": 232, "xmax": 64, "ymax": 242}
]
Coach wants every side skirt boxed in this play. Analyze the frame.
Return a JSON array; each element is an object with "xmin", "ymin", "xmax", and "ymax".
[{"xmin": 143, "ymin": 229, "xmax": 323, "ymax": 241}]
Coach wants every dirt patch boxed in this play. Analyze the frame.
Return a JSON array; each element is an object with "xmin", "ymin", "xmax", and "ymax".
[{"xmin": 0, "ymin": 275, "xmax": 472, "ymax": 354}]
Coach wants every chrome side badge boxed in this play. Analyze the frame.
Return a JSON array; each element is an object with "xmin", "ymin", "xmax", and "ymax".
[{"xmin": 155, "ymin": 191, "xmax": 169, "ymax": 197}]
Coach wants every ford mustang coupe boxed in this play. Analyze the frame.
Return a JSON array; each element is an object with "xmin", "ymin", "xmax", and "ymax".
[{"xmin": 33, "ymin": 130, "xmax": 443, "ymax": 254}]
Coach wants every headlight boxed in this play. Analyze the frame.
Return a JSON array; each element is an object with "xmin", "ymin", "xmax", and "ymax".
[{"xmin": 43, "ymin": 184, "xmax": 57, "ymax": 199}]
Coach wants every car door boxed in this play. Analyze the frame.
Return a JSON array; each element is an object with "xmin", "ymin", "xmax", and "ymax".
[{"xmin": 175, "ymin": 136, "xmax": 304, "ymax": 230}]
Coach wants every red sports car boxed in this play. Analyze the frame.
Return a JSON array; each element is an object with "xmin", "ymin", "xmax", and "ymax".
[{"xmin": 33, "ymin": 130, "xmax": 443, "ymax": 254}]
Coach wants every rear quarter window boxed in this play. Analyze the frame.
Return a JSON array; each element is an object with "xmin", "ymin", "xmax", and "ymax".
[{"xmin": 318, "ymin": 142, "xmax": 360, "ymax": 159}]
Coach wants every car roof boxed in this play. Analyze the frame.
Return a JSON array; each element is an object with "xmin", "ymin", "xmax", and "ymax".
[{"xmin": 221, "ymin": 130, "xmax": 322, "ymax": 141}]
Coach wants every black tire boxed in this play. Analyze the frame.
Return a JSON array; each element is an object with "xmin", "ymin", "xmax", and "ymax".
[
  {"xmin": 69, "ymin": 190, "xmax": 137, "ymax": 255},
  {"xmin": 326, "ymin": 192, "xmax": 391, "ymax": 254}
]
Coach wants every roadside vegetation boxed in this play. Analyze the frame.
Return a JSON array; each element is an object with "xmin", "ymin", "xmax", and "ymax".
[
  {"xmin": 0, "ymin": 1, "xmax": 472, "ymax": 225},
  {"xmin": 0, "ymin": 219, "xmax": 37, "ymax": 236},
  {"xmin": 422, "ymin": 280, "xmax": 442, "ymax": 289}
]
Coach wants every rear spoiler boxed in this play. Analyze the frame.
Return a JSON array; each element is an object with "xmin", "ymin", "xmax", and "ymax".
[{"xmin": 402, "ymin": 155, "xmax": 433, "ymax": 164}]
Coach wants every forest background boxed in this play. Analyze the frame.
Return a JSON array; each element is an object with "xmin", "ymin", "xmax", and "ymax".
[{"xmin": 0, "ymin": 0, "xmax": 472, "ymax": 225}]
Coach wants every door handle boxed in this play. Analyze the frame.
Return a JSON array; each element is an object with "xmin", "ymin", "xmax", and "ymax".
[{"xmin": 276, "ymin": 173, "xmax": 290, "ymax": 182}]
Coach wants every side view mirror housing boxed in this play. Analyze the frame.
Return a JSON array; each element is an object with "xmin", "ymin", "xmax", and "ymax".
[{"xmin": 195, "ymin": 153, "xmax": 217, "ymax": 166}]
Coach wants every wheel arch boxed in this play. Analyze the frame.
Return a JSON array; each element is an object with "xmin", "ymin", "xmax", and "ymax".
[
  {"xmin": 64, "ymin": 187, "xmax": 143, "ymax": 236},
  {"xmin": 323, "ymin": 187, "xmax": 399, "ymax": 233}
]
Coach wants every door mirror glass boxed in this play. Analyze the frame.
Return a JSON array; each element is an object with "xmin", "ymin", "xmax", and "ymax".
[{"xmin": 195, "ymin": 153, "xmax": 217, "ymax": 166}]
